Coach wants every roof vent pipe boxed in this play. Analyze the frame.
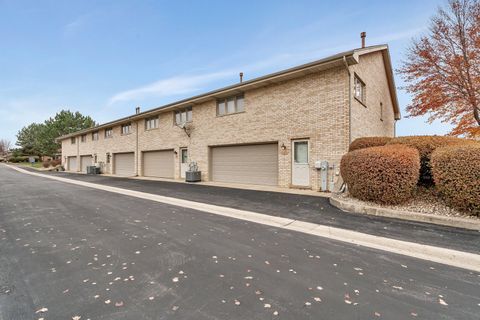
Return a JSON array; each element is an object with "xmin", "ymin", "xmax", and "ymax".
[
  {"xmin": 135, "ymin": 106, "xmax": 140, "ymax": 114},
  {"xmin": 239, "ymin": 72, "xmax": 243, "ymax": 83},
  {"xmin": 360, "ymin": 32, "xmax": 366, "ymax": 48}
]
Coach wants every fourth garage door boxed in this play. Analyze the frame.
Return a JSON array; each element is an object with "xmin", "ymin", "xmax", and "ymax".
[
  {"xmin": 143, "ymin": 150, "xmax": 174, "ymax": 178},
  {"xmin": 211, "ymin": 143, "xmax": 278, "ymax": 186}
]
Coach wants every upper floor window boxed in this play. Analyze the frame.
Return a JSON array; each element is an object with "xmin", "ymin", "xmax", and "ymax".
[
  {"xmin": 80, "ymin": 134, "xmax": 87, "ymax": 143},
  {"xmin": 145, "ymin": 116, "xmax": 159, "ymax": 130},
  {"xmin": 354, "ymin": 75, "xmax": 366, "ymax": 105},
  {"xmin": 92, "ymin": 131, "xmax": 99, "ymax": 141},
  {"xmin": 121, "ymin": 123, "xmax": 132, "ymax": 135},
  {"xmin": 174, "ymin": 107, "xmax": 192, "ymax": 125},
  {"xmin": 105, "ymin": 127, "xmax": 113, "ymax": 138},
  {"xmin": 217, "ymin": 94, "xmax": 244, "ymax": 116},
  {"xmin": 71, "ymin": 137, "xmax": 76, "ymax": 144}
]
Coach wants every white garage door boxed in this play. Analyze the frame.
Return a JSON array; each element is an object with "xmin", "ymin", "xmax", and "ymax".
[
  {"xmin": 114, "ymin": 152, "xmax": 135, "ymax": 177},
  {"xmin": 143, "ymin": 150, "xmax": 174, "ymax": 178},
  {"xmin": 80, "ymin": 155, "xmax": 93, "ymax": 173},
  {"xmin": 67, "ymin": 156, "xmax": 77, "ymax": 172},
  {"xmin": 211, "ymin": 143, "xmax": 278, "ymax": 186}
]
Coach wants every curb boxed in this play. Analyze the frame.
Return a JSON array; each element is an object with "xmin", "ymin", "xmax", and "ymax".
[
  {"xmin": 6, "ymin": 163, "xmax": 480, "ymax": 272},
  {"xmin": 329, "ymin": 196, "xmax": 480, "ymax": 231}
]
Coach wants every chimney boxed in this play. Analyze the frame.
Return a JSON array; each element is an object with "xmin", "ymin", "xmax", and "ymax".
[
  {"xmin": 360, "ymin": 32, "xmax": 366, "ymax": 48},
  {"xmin": 239, "ymin": 72, "xmax": 243, "ymax": 83},
  {"xmin": 135, "ymin": 106, "xmax": 140, "ymax": 114}
]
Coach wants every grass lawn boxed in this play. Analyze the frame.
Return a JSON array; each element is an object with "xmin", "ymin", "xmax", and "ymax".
[{"xmin": 15, "ymin": 162, "xmax": 43, "ymax": 169}]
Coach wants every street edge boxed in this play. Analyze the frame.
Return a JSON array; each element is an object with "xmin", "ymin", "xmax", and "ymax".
[
  {"xmin": 329, "ymin": 195, "xmax": 480, "ymax": 231},
  {"xmin": 6, "ymin": 164, "xmax": 480, "ymax": 273}
]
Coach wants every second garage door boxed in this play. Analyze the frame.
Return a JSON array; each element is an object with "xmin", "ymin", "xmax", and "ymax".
[
  {"xmin": 80, "ymin": 155, "xmax": 93, "ymax": 173},
  {"xmin": 211, "ymin": 143, "xmax": 278, "ymax": 186},
  {"xmin": 143, "ymin": 150, "xmax": 174, "ymax": 178},
  {"xmin": 114, "ymin": 152, "xmax": 135, "ymax": 176}
]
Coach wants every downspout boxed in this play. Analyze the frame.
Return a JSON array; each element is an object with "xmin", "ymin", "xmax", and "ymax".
[
  {"xmin": 340, "ymin": 56, "xmax": 352, "ymax": 193},
  {"xmin": 76, "ymin": 136, "xmax": 80, "ymax": 172},
  {"xmin": 342, "ymin": 56, "xmax": 352, "ymax": 144},
  {"xmin": 135, "ymin": 121, "xmax": 139, "ymax": 176}
]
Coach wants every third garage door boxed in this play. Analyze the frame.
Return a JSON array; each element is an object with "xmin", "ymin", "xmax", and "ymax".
[
  {"xmin": 143, "ymin": 150, "xmax": 174, "ymax": 178},
  {"xmin": 80, "ymin": 155, "xmax": 93, "ymax": 173},
  {"xmin": 211, "ymin": 143, "xmax": 278, "ymax": 186},
  {"xmin": 114, "ymin": 152, "xmax": 135, "ymax": 177}
]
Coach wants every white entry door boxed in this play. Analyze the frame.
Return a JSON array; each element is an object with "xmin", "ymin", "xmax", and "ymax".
[
  {"xmin": 292, "ymin": 140, "xmax": 310, "ymax": 187},
  {"xmin": 180, "ymin": 148, "xmax": 188, "ymax": 179}
]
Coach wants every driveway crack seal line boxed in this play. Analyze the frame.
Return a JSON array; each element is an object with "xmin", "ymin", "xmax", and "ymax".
[{"xmin": 6, "ymin": 164, "xmax": 480, "ymax": 273}]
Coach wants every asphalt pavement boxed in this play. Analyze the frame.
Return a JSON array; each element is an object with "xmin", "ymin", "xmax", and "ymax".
[{"xmin": 0, "ymin": 165, "xmax": 479, "ymax": 319}]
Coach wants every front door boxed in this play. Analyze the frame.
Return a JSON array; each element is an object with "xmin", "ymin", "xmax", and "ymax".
[
  {"xmin": 180, "ymin": 148, "xmax": 188, "ymax": 178},
  {"xmin": 292, "ymin": 140, "xmax": 310, "ymax": 187}
]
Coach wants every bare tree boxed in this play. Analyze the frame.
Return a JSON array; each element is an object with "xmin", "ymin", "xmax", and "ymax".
[{"xmin": 0, "ymin": 139, "xmax": 12, "ymax": 158}]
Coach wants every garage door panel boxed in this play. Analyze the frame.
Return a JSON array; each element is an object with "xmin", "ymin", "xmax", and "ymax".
[
  {"xmin": 67, "ymin": 156, "xmax": 77, "ymax": 172},
  {"xmin": 114, "ymin": 153, "xmax": 134, "ymax": 177},
  {"xmin": 143, "ymin": 150, "xmax": 174, "ymax": 178},
  {"xmin": 80, "ymin": 155, "xmax": 92, "ymax": 173},
  {"xmin": 211, "ymin": 143, "xmax": 278, "ymax": 186}
]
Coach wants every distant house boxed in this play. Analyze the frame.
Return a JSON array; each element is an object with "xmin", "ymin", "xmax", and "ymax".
[{"xmin": 57, "ymin": 42, "xmax": 400, "ymax": 191}]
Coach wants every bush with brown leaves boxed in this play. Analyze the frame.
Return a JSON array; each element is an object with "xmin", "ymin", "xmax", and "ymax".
[
  {"xmin": 386, "ymin": 136, "xmax": 477, "ymax": 185},
  {"xmin": 341, "ymin": 144, "xmax": 420, "ymax": 205},
  {"xmin": 432, "ymin": 144, "xmax": 480, "ymax": 216},
  {"xmin": 348, "ymin": 136, "xmax": 393, "ymax": 152}
]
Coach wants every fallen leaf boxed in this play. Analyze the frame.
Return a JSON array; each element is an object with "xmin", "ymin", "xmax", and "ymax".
[{"xmin": 35, "ymin": 308, "xmax": 48, "ymax": 314}]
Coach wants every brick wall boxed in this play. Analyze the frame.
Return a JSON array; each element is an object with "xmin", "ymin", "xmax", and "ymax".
[{"xmin": 61, "ymin": 51, "xmax": 395, "ymax": 191}]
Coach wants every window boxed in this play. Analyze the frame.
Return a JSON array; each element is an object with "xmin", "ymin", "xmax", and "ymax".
[
  {"xmin": 121, "ymin": 123, "xmax": 132, "ymax": 135},
  {"xmin": 71, "ymin": 137, "xmax": 76, "ymax": 144},
  {"xmin": 105, "ymin": 127, "xmax": 113, "ymax": 138},
  {"xmin": 92, "ymin": 131, "xmax": 99, "ymax": 141},
  {"xmin": 80, "ymin": 134, "xmax": 87, "ymax": 143},
  {"xmin": 354, "ymin": 75, "xmax": 366, "ymax": 105},
  {"xmin": 217, "ymin": 94, "xmax": 244, "ymax": 116},
  {"xmin": 145, "ymin": 116, "xmax": 159, "ymax": 130},
  {"xmin": 380, "ymin": 102, "xmax": 384, "ymax": 121},
  {"xmin": 174, "ymin": 107, "xmax": 192, "ymax": 125}
]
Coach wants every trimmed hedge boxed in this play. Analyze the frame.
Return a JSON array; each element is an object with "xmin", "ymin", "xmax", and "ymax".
[
  {"xmin": 432, "ymin": 144, "xmax": 480, "ymax": 215},
  {"xmin": 348, "ymin": 136, "xmax": 393, "ymax": 152},
  {"xmin": 341, "ymin": 144, "xmax": 420, "ymax": 204},
  {"xmin": 386, "ymin": 136, "xmax": 477, "ymax": 185}
]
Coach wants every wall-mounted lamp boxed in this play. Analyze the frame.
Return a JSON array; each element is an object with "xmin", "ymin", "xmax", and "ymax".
[
  {"xmin": 174, "ymin": 150, "xmax": 178, "ymax": 155},
  {"xmin": 280, "ymin": 143, "xmax": 287, "ymax": 151}
]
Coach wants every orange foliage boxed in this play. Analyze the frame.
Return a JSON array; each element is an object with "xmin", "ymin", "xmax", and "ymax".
[{"xmin": 398, "ymin": 0, "xmax": 480, "ymax": 137}]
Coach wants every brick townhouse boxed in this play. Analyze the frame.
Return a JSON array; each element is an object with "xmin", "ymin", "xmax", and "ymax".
[{"xmin": 57, "ymin": 43, "xmax": 400, "ymax": 192}]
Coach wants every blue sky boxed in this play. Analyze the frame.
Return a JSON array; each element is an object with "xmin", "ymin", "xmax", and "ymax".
[{"xmin": 0, "ymin": 0, "xmax": 453, "ymax": 144}]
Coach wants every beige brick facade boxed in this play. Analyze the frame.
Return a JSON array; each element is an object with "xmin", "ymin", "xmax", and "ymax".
[{"xmin": 60, "ymin": 46, "xmax": 399, "ymax": 191}]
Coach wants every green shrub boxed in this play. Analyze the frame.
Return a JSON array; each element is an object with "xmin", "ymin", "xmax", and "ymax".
[
  {"xmin": 348, "ymin": 136, "xmax": 393, "ymax": 152},
  {"xmin": 431, "ymin": 144, "xmax": 480, "ymax": 215},
  {"xmin": 341, "ymin": 144, "xmax": 420, "ymax": 204},
  {"xmin": 386, "ymin": 136, "xmax": 478, "ymax": 185}
]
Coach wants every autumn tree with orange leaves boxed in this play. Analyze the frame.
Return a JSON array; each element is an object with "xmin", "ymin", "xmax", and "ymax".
[{"xmin": 399, "ymin": 0, "xmax": 480, "ymax": 137}]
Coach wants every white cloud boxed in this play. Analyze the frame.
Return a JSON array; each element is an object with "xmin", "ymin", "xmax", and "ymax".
[
  {"xmin": 108, "ymin": 71, "xmax": 234, "ymax": 105},
  {"xmin": 106, "ymin": 27, "xmax": 425, "ymax": 106},
  {"xmin": 63, "ymin": 12, "xmax": 95, "ymax": 36}
]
